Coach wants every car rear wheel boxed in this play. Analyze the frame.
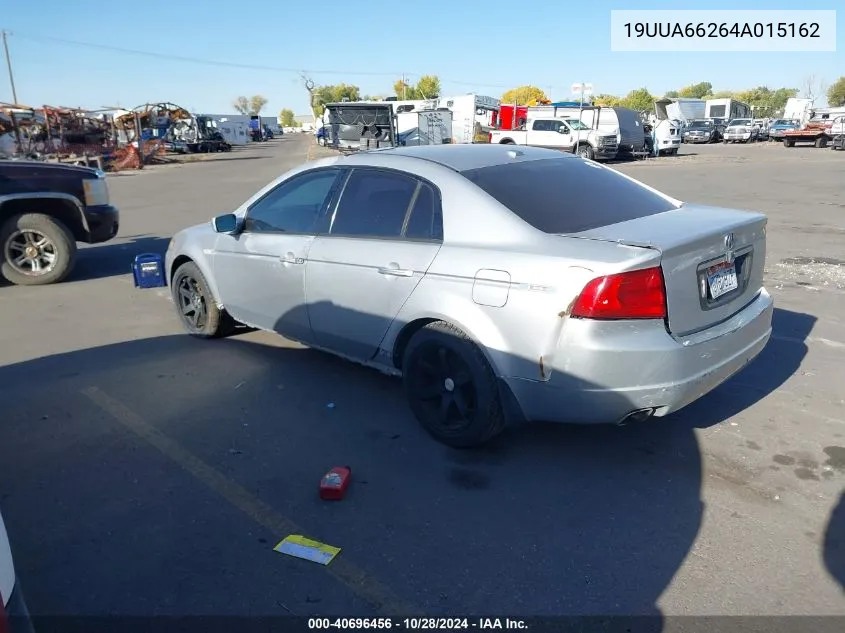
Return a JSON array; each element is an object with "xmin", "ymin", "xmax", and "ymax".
[
  {"xmin": 0, "ymin": 213, "xmax": 77, "ymax": 286},
  {"xmin": 402, "ymin": 321, "xmax": 505, "ymax": 448},
  {"xmin": 171, "ymin": 261, "xmax": 236, "ymax": 338}
]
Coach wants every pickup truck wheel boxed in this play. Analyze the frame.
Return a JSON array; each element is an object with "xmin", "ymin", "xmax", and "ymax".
[
  {"xmin": 815, "ymin": 137, "xmax": 827, "ymax": 148},
  {"xmin": 402, "ymin": 321, "xmax": 505, "ymax": 448},
  {"xmin": 576, "ymin": 144, "xmax": 594, "ymax": 160},
  {"xmin": 171, "ymin": 261, "xmax": 236, "ymax": 339},
  {"xmin": 0, "ymin": 213, "xmax": 77, "ymax": 286}
]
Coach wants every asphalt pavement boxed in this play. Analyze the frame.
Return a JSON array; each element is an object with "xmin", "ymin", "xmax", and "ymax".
[{"xmin": 0, "ymin": 134, "xmax": 843, "ymax": 622}]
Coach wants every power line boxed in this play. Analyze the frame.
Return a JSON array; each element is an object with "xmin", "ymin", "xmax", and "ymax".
[
  {"xmin": 8, "ymin": 31, "xmax": 554, "ymax": 93},
  {"xmin": 11, "ymin": 32, "xmax": 402, "ymax": 77}
]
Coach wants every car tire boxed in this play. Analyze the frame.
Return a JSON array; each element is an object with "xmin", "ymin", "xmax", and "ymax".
[
  {"xmin": 576, "ymin": 144, "xmax": 595, "ymax": 160},
  {"xmin": 402, "ymin": 321, "xmax": 505, "ymax": 448},
  {"xmin": 0, "ymin": 213, "xmax": 77, "ymax": 286},
  {"xmin": 171, "ymin": 261, "xmax": 237, "ymax": 339}
]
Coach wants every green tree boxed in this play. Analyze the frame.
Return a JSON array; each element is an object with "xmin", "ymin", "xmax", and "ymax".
[
  {"xmin": 732, "ymin": 86, "xmax": 799, "ymax": 117},
  {"xmin": 500, "ymin": 85, "xmax": 548, "ymax": 105},
  {"xmin": 279, "ymin": 108, "xmax": 296, "ymax": 127},
  {"xmin": 414, "ymin": 75, "xmax": 441, "ymax": 99},
  {"xmin": 827, "ymin": 77, "xmax": 845, "ymax": 107},
  {"xmin": 677, "ymin": 82, "xmax": 713, "ymax": 98},
  {"xmin": 310, "ymin": 83, "xmax": 361, "ymax": 116},
  {"xmin": 233, "ymin": 95, "xmax": 268, "ymax": 115},
  {"xmin": 393, "ymin": 75, "xmax": 441, "ymax": 99},
  {"xmin": 664, "ymin": 90, "xmax": 680, "ymax": 98},
  {"xmin": 593, "ymin": 94, "xmax": 621, "ymax": 107},
  {"xmin": 619, "ymin": 88, "xmax": 654, "ymax": 112}
]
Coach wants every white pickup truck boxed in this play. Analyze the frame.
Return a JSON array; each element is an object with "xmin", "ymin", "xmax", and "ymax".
[{"xmin": 489, "ymin": 117, "xmax": 618, "ymax": 161}]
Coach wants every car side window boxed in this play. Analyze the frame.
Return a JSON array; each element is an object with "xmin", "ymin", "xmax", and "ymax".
[
  {"xmin": 404, "ymin": 182, "xmax": 443, "ymax": 241},
  {"xmin": 330, "ymin": 169, "xmax": 418, "ymax": 238},
  {"xmin": 244, "ymin": 169, "xmax": 342, "ymax": 233},
  {"xmin": 532, "ymin": 120, "xmax": 549, "ymax": 131}
]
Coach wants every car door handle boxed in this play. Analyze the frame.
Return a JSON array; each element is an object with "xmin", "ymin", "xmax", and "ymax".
[
  {"xmin": 280, "ymin": 252, "xmax": 303, "ymax": 265},
  {"xmin": 378, "ymin": 264, "xmax": 413, "ymax": 277}
]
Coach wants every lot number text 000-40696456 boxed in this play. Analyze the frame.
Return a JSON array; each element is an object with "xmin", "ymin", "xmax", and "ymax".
[{"xmin": 609, "ymin": 9, "xmax": 836, "ymax": 52}]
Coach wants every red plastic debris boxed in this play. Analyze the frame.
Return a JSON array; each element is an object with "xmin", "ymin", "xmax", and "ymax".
[{"xmin": 319, "ymin": 466, "xmax": 352, "ymax": 501}]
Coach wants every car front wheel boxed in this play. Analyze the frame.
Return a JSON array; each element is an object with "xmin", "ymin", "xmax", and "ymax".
[
  {"xmin": 0, "ymin": 213, "xmax": 77, "ymax": 286},
  {"xmin": 171, "ymin": 261, "xmax": 236, "ymax": 338},
  {"xmin": 402, "ymin": 321, "xmax": 506, "ymax": 448}
]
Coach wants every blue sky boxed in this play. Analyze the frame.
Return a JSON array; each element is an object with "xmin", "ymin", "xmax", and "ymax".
[{"xmin": 2, "ymin": 0, "xmax": 841, "ymax": 117}]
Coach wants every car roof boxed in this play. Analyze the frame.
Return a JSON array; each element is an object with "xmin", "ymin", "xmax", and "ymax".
[{"xmin": 348, "ymin": 143, "xmax": 574, "ymax": 172}]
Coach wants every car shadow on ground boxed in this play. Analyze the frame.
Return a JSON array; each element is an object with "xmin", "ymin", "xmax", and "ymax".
[
  {"xmin": 70, "ymin": 235, "xmax": 172, "ymax": 282},
  {"xmin": 825, "ymin": 492, "xmax": 845, "ymax": 594},
  {"xmin": 0, "ymin": 300, "xmax": 812, "ymax": 624},
  {"xmin": 669, "ymin": 307, "xmax": 815, "ymax": 429}
]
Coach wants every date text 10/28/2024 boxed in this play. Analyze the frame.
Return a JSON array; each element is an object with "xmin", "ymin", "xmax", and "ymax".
[{"xmin": 308, "ymin": 618, "xmax": 528, "ymax": 630}]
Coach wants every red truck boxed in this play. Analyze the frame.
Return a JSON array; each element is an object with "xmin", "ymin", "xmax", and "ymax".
[{"xmin": 781, "ymin": 116, "xmax": 844, "ymax": 148}]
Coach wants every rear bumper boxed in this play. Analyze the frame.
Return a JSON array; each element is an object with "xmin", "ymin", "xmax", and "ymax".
[
  {"xmin": 504, "ymin": 288, "xmax": 774, "ymax": 424},
  {"xmin": 4, "ymin": 580, "xmax": 34, "ymax": 633},
  {"xmin": 83, "ymin": 204, "xmax": 120, "ymax": 243},
  {"xmin": 658, "ymin": 139, "xmax": 680, "ymax": 150}
]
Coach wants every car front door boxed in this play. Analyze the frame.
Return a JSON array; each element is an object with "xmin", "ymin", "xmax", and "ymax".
[
  {"xmin": 305, "ymin": 167, "xmax": 444, "ymax": 360},
  {"xmin": 212, "ymin": 167, "xmax": 345, "ymax": 340}
]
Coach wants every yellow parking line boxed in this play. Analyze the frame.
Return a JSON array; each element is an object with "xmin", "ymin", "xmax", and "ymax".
[{"xmin": 82, "ymin": 386, "xmax": 418, "ymax": 616}]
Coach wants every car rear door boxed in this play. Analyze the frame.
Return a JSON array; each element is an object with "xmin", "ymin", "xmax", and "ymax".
[
  {"xmin": 304, "ymin": 167, "xmax": 443, "ymax": 360},
  {"xmin": 526, "ymin": 119, "xmax": 572, "ymax": 149}
]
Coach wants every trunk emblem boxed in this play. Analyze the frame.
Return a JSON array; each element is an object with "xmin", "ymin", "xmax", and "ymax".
[{"xmin": 724, "ymin": 233, "xmax": 736, "ymax": 263}]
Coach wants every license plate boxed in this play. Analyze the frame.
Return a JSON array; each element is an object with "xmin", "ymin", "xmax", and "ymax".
[{"xmin": 707, "ymin": 262, "xmax": 739, "ymax": 299}]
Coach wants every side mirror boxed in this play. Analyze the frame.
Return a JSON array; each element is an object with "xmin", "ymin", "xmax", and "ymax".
[
  {"xmin": 559, "ymin": 127, "xmax": 570, "ymax": 134},
  {"xmin": 212, "ymin": 213, "xmax": 240, "ymax": 234}
]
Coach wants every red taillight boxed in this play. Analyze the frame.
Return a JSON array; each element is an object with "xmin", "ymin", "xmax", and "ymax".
[{"xmin": 570, "ymin": 266, "xmax": 667, "ymax": 320}]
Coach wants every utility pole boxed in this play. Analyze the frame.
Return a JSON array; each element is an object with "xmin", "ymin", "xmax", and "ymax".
[
  {"xmin": 2, "ymin": 30, "xmax": 19, "ymax": 104},
  {"xmin": 402, "ymin": 73, "xmax": 406, "ymax": 100}
]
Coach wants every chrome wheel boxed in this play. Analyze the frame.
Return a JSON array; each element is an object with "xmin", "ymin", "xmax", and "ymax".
[{"xmin": 3, "ymin": 229, "xmax": 57, "ymax": 276}]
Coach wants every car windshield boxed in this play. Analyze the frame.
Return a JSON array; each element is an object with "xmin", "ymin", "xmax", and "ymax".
[
  {"xmin": 461, "ymin": 157, "xmax": 677, "ymax": 234},
  {"xmin": 690, "ymin": 120, "xmax": 712, "ymax": 128},
  {"xmin": 565, "ymin": 119, "xmax": 591, "ymax": 130},
  {"xmin": 729, "ymin": 119, "xmax": 751, "ymax": 126},
  {"xmin": 773, "ymin": 119, "xmax": 792, "ymax": 126}
]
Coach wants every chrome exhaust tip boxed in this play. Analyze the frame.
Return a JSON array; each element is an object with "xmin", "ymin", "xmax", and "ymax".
[{"xmin": 617, "ymin": 408, "xmax": 656, "ymax": 426}]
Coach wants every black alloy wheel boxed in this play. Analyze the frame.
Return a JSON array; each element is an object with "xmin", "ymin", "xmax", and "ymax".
[
  {"xmin": 402, "ymin": 321, "xmax": 505, "ymax": 448},
  {"xmin": 171, "ymin": 261, "xmax": 236, "ymax": 338}
]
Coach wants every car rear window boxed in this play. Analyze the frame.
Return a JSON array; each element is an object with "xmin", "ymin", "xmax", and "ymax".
[{"xmin": 460, "ymin": 157, "xmax": 677, "ymax": 234}]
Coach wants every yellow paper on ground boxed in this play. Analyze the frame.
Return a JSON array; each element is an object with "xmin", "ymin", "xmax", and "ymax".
[{"xmin": 273, "ymin": 535, "xmax": 341, "ymax": 566}]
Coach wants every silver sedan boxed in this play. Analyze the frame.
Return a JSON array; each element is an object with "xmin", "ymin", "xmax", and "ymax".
[{"xmin": 165, "ymin": 144, "xmax": 773, "ymax": 447}]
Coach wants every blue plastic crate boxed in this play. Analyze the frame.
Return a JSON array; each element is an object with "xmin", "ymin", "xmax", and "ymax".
[{"xmin": 132, "ymin": 253, "xmax": 166, "ymax": 288}]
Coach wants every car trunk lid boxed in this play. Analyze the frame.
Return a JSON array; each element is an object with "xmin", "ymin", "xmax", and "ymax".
[{"xmin": 568, "ymin": 204, "xmax": 767, "ymax": 336}]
